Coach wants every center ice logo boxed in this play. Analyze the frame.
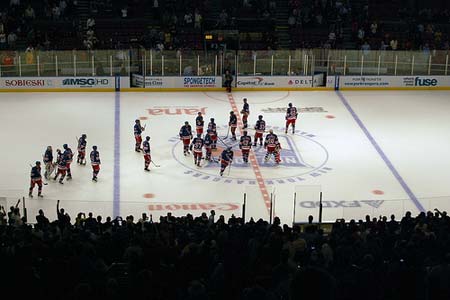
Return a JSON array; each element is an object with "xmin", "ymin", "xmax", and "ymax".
[
  {"xmin": 170, "ymin": 125, "xmax": 332, "ymax": 185},
  {"xmin": 202, "ymin": 135, "xmax": 307, "ymax": 168}
]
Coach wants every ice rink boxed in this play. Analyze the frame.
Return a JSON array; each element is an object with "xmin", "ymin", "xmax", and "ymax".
[{"xmin": 1, "ymin": 90, "xmax": 450, "ymax": 224}]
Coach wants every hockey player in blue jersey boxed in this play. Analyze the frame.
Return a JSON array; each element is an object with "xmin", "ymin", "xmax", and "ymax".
[
  {"xmin": 90, "ymin": 145, "xmax": 101, "ymax": 181},
  {"xmin": 77, "ymin": 134, "xmax": 87, "ymax": 165},
  {"xmin": 190, "ymin": 134, "xmax": 204, "ymax": 167},
  {"xmin": 204, "ymin": 129, "xmax": 213, "ymax": 161},
  {"xmin": 143, "ymin": 136, "xmax": 152, "ymax": 171},
  {"xmin": 29, "ymin": 161, "xmax": 43, "ymax": 198},
  {"xmin": 63, "ymin": 144, "xmax": 73, "ymax": 180},
  {"xmin": 220, "ymin": 147, "xmax": 234, "ymax": 176},
  {"xmin": 134, "ymin": 119, "xmax": 145, "ymax": 152},
  {"xmin": 179, "ymin": 121, "xmax": 193, "ymax": 156}
]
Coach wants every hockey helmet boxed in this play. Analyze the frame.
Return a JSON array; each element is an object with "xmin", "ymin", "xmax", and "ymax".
[
  {"xmin": 92, "ymin": 145, "xmax": 97, "ymax": 150},
  {"xmin": 210, "ymin": 118, "xmax": 215, "ymax": 122},
  {"xmin": 258, "ymin": 115, "xmax": 263, "ymax": 119},
  {"xmin": 269, "ymin": 129, "xmax": 273, "ymax": 134},
  {"xmin": 184, "ymin": 121, "xmax": 189, "ymax": 125},
  {"xmin": 82, "ymin": 134, "xmax": 87, "ymax": 138},
  {"xmin": 197, "ymin": 111, "xmax": 202, "ymax": 115},
  {"xmin": 230, "ymin": 111, "xmax": 234, "ymax": 114},
  {"xmin": 146, "ymin": 136, "xmax": 150, "ymax": 140},
  {"xmin": 227, "ymin": 147, "xmax": 232, "ymax": 151},
  {"xmin": 197, "ymin": 134, "xmax": 201, "ymax": 138},
  {"xmin": 63, "ymin": 144, "xmax": 68, "ymax": 149},
  {"xmin": 135, "ymin": 119, "xmax": 140, "ymax": 123},
  {"xmin": 288, "ymin": 103, "xmax": 293, "ymax": 107},
  {"xmin": 243, "ymin": 130, "xmax": 248, "ymax": 135},
  {"xmin": 35, "ymin": 161, "xmax": 41, "ymax": 165},
  {"xmin": 243, "ymin": 98, "xmax": 247, "ymax": 101}
]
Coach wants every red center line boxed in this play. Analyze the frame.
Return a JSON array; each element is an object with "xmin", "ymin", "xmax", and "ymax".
[{"xmin": 226, "ymin": 93, "xmax": 272, "ymax": 215}]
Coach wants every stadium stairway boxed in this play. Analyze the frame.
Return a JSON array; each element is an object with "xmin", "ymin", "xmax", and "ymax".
[{"xmin": 275, "ymin": 0, "xmax": 291, "ymax": 48}]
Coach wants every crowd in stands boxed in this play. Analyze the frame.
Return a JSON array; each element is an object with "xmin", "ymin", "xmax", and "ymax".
[
  {"xmin": 0, "ymin": 1, "xmax": 448, "ymax": 52},
  {"xmin": 2, "ymin": 199, "xmax": 450, "ymax": 299}
]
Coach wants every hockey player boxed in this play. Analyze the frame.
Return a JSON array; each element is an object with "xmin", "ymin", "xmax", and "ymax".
[
  {"xmin": 179, "ymin": 121, "xmax": 193, "ymax": 155},
  {"xmin": 29, "ymin": 161, "xmax": 43, "ymax": 197},
  {"xmin": 190, "ymin": 134, "xmax": 204, "ymax": 167},
  {"xmin": 204, "ymin": 129, "xmax": 213, "ymax": 161},
  {"xmin": 239, "ymin": 131, "xmax": 252, "ymax": 163},
  {"xmin": 54, "ymin": 149, "xmax": 67, "ymax": 184},
  {"xmin": 254, "ymin": 115, "xmax": 266, "ymax": 146},
  {"xmin": 207, "ymin": 118, "xmax": 218, "ymax": 150},
  {"xmin": 143, "ymin": 136, "xmax": 151, "ymax": 171},
  {"xmin": 195, "ymin": 112, "xmax": 204, "ymax": 136},
  {"xmin": 90, "ymin": 145, "xmax": 101, "ymax": 181},
  {"xmin": 228, "ymin": 111, "xmax": 238, "ymax": 140},
  {"xmin": 285, "ymin": 103, "xmax": 298, "ymax": 134},
  {"xmin": 241, "ymin": 98, "xmax": 250, "ymax": 129},
  {"xmin": 264, "ymin": 129, "xmax": 281, "ymax": 164},
  {"xmin": 63, "ymin": 144, "xmax": 73, "ymax": 180},
  {"xmin": 220, "ymin": 147, "xmax": 234, "ymax": 176},
  {"xmin": 77, "ymin": 134, "xmax": 87, "ymax": 165},
  {"xmin": 43, "ymin": 146, "xmax": 54, "ymax": 179},
  {"xmin": 134, "ymin": 119, "xmax": 145, "ymax": 152}
]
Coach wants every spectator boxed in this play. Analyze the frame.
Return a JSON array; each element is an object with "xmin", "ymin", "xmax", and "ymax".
[
  {"xmin": 7, "ymin": 31, "xmax": 17, "ymax": 48},
  {"xmin": 390, "ymin": 38, "xmax": 398, "ymax": 50},
  {"xmin": 24, "ymin": 5, "xmax": 36, "ymax": 21},
  {"xmin": 361, "ymin": 41, "xmax": 371, "ymax": 54},
  {"xmin": 121, "ymin": 6, "xmax": 128, "ymax": 18},
  {"xmin": 184, "ymin": 12, "xmax": 193, "ymax": 26},
  {"xmin": 0, "ymin": 205, "xmax": 6, "ymax": 225},
  {"xmin": 10, "ymin": 0, "xmax": 20, "ymax": 7},
  {"xmin": 87, "ymin": 17, "xmax": 95, "ymax": 29},
  {"xmin": 36, "ymin": 209, "xmax": 49, "ymax": 229},
  {"xmin": 52, "ymin": 5, "xmax": 61, "ymax": 20},
  {"xmin": 194, "ymin": 9, "xmax": 202, "ymax": 30}
]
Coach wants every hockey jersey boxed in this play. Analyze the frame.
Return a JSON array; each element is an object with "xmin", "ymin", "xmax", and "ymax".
[
  {"xmin": 255, "ymin": 120, "xmax": 266, "ymax": 133},
  {"xmin": 207, "ymin": 122, "xmax": 217, "ymax": 134},
  {"xmin": 191, "ymin": 137, "xmax": 204, "ymax": 153},
  {"xmin": 43, "ymin": 149, "xmax": 53, "ymax": 163},
  {"xmin": 90, "ymin": 150, "xmax": 101, "ymax": 165},
  {"xmin": 63, "ymin": 148, "xmax": 73, "ymax": 163},
  {"xmin": 240, "ymin": 135, "xmax": 252, "ymax": 150},
  {"xmin": 179, "ymin": 125, "xmax": 192, "ymax": 138},
  {"xmin": 242, "ymin": 103, "xmax": 249, "ymax": 114},
  {"xmin": 143, "ymin": 140, "xmax": 151, "ymax": 155},
  {"xmin": 204, "ymin": 134, "xmax": 213, "ymax": 148},
  {"xmin": 196, "ymin": 116, "xmax": 204, "ymax": 128},
  {"xmin": 78, "ymin": 137, "xmax": 87, "ymax": 151},
  {"xmin": 221, "ymin": 149, "xmax": 234, "ymax": 161},
  {"xmin": 286, "ymin": 107, "xmax": 298, "ymax": 120},
  {"xmin": 229, "ymin": 114, "xmax": 237, "ymax": 127},
  {"xmin": 30, "ymin": 166, "xmax": 42, "ymax": 180},
  {"xmin": 134, "ymin": 123, "xmax": 143, "ymax": 135},
  {"xmin": 265, "ymin": 133, "xmax": 279, "ymax": 150}
]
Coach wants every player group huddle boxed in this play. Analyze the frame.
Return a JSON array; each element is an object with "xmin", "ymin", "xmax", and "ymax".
[
  {"xmin": 133, "ymin": 98, "xmax": 299, "ymax": 177},
  {"xmin": 28, "ymin": 134, "xmax": 101, "ymax": 198}
]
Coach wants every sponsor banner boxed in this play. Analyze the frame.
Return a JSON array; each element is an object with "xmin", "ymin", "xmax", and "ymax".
[
  {"xmin": 236, "ymin": 75, "xmax": 324, "ymax": 88},
  {"xmin": 132, "ymin": 75, "xmax": 222, "ymax": 88},
  {"xmin": 339, "ymin": 76, "xmax": 450, "ymax": 88},
  {"xmin": 0, "ymin": 77, "xmax": 123, "ymax": 89}
]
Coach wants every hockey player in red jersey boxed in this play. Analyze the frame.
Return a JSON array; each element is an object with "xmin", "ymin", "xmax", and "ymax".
[
  {"xmin": 207, "ymin": 118, "xmax": 218, "ymax": 150},
  {"xmin": 239, "ymin": 131, "xmax": 252, "ymax": 163},
  {"xmin": 241, "ymin": 98, "xmax": 250, "ymax": 129},
  {"xmin": 77, "ymin": 134, "xmax": 87, "ymax": 165},
  {"xmin": 220, "ymin": 147, "xmax": 234, "ymax": 176},
  {"xmin": 179, "ymin": 121, "xmax": 193, "ymax": 156},
  {"xmin": 285, "ymin": 103, "xmax": 298, "ymax": 134},
  {"xmin": 134, "ymin": 119, "xmax": 145, "ymax": 152},
  {"xmin": 195, "ymin": 112, "xmax": 204, "ymax": 136},
  {"xmin": 228, "ymin": 111, "xmax": 237, "ymax": 140},
  {"xmin": 54, "ymin": 149, "xmax": 67, "ymax": 184},
  {"xmin": 143, "ymin": 136, "xmax": 151, "ymax": 171},
  {"xmin": 204, "ymin": 129, "xmax": 213, "ymax": 161},
  {"xmin": 254, "ymin": 115, "xmax": 266, "ymax": 146},
  {"xmin": 190, "ymin": 134, "xmax": 204, "ymax": 167},
  {"xmin": 90, "ymin": 145, "xmax": 101, "ymax": 181},
  {"xmin": 29, "ymin": 161, "xmax": 43, "ymax": 198},
  {"xmin": 63, "ymin": 144, "xmax": 73, "ymax": 180},
  {"xmin": 264, "ymin": 129, "xmax": 281, "ymax": 164}
]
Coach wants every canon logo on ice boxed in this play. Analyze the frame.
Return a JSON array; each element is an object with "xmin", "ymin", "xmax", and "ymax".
[
  {"xmin": 5, "ymin": 79, "xmax": 45, "ymax": 87},
  {"xmin": 148, "ymin": 203, "xmax": 240, "ymax": 211}
]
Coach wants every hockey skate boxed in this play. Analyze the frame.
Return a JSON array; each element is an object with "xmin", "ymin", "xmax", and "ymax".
[
  {"xmin": 92, "ymin": 177, "xmax": 98, "ymax": 181},
  {"xmin": 38, "ymin": 192, "xmax": 43, "ymax": 198}
]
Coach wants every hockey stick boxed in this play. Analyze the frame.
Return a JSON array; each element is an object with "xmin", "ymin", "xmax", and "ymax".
[
  {"xmin": 151, "ymin": 160, "xmax": 161, "ymax": 168},
  {"xmin": 228, "ymin": 160, "xmax": 232, "ymax": 176},
  {"xmin": 223, "ymin": 126, "xmax": 230, "ymax": 139}
]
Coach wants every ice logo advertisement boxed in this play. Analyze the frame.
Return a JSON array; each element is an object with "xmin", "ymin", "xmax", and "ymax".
[{"xmin": 170, "ymin": 125, "xmax": 332, "ymax": 185}]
